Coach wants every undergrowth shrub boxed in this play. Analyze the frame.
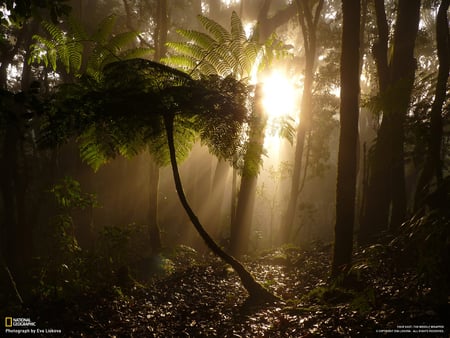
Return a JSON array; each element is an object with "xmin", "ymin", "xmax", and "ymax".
[{"xmin": 33, "ymin": 176, "xmax": 97, "ymax": 300}]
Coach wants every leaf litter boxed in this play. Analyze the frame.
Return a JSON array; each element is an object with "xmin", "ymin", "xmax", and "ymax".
[{"xmin": 24, "ymin": 244, "xmax": 448, "ymax": 337}]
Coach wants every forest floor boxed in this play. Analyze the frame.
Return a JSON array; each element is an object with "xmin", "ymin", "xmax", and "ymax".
[{"xmin": 16, "ymin": 244, "xmax": 449, "ymax": 337}]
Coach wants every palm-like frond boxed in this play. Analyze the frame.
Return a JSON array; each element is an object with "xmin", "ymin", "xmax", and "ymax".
[
  {"xmin": 163, "ymin": 12, "xmax": 264, "ymax": 80},
  {"xmin": 41, "ymin": 59, "xmax": 248, "ymax": 169},
  {"xmin": 197, "ymin": 14, "xmax": 231, "ymax": 43},
  {"xmin": 164, "ymin": 11, "xmax": 290, "ymax": 83},
  {"xmin": 30, "ymin": 14, "xmax": 154, "ymax": 78},
  {"xmin": 30, "ymin": 20, "xmax": 84, "ymax": 73},
  {"xmin": 91, "ymin": 15, "xmax": 117, "ymax": 44}
]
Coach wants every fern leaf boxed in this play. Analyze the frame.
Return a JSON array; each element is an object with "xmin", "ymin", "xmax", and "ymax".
[
  {"xmin": 230, "ymin": 11, "xmax": 246, "ymax": 42},
  {"xmin": 176, "ymin": 29, "xmax": 217, "ymax": 49},
  {"xmin": 197, "ymin": 15, "xmax": 231, "ymax": 43},
  {"xmin": 165, "ymin": 41, "xmax": 205, "ymax": 60},
  {"xmin": 107, "ymin": 31, "xmax": 138, "ymax": 54},
  {"xmin": 42, "ymin": 21, "xmax": 66, "ymax": 45},
  {"xmin": 66, "ymin": 40, "xmax": 83, "ymax": 72},
  {"xmin": 78, "ymin": 127, "xmax": 109, "ymax": 171},
  {"xmin": 67, "ymin": 16, "xmax": 88, "ymax": 41},
  {"xmin": 162, "ymin": 55, "xmax": 198, "ymax": 71},
  {"xmin": 92, "ymin": 15, "xmax": 117, "ymax": 44}
]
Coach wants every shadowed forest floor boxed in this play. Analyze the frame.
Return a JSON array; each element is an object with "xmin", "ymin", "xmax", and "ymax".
[{"xmin": 13, "ymin": 244, "xmax": 447, "ymax": 337}]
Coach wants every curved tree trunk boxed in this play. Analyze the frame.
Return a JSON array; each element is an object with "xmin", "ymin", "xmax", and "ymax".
[{"xmin": 163, "ymin": 114, "xmax": 278, "ymax": 302}]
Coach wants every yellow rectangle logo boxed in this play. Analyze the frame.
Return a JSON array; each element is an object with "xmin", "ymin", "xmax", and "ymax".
[{"xmin": 5, "ymin": 317, "xmax": 12, "ymax": 327}]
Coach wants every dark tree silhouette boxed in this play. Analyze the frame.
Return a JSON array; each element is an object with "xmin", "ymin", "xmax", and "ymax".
[
  {"xmin": 359, "ymin": 0, "xmax": 421, "ymax": 244},
  {"xmin": 331, "ymin": 0, "xmax": 360, "ymax": 277},
  {"xmin": 43, "ymin": 59, "xmax": 278, "ymax": 302}
]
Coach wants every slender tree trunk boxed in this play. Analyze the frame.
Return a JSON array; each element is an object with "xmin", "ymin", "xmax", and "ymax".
[
  {"xmin": 148, "ymin": 156, "xmax": 162, "ymax": 253},
  {"xmin": 281, "ymin": 0, "xmax": 323, "ymax": 244},
  {"xmin": 143, "ymin": 0, "xmax": 169, "ymax": 252},
  {"xmin": 414, "ymin": 0, "xmax": 449, "ymax": 208},
  {"xmin": 231, "ymin": 85, "xmax": 266, "ymax": 256},
  {"xmin": 331, "ymin": 0, "xmax": 360, "ymax": 278},
  {"xmin": 163, "ymin": 113, "xmax": 278, "ymax": 302},
  {"xmin": 231, "ymin": 174, "xmax": 258, "ymax": 255},
  {"xmin": 387, "ymin": 0, "xmax": 421, "ymax": 230},
  {"xmin": 154, "ymin": 0, "xmax": 168, "ymax": 61},
  {"xmin": 358, "ymin": 0, "xmax": 391, "ymax": 245}
]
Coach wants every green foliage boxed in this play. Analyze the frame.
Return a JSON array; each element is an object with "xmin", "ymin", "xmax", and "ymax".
[
  {"xmin": 163, "ymin": 12, "xmax": 293, "ymax": 175},
  {"xmin": 49, "ymin": 176, "xmax": 97, "ymax": 210},
  {"xmin": 40, "ymin": 59, "xmax": 249, "ymax": 171},
  {"xmin": 163, "ymin": 12, "xmax": 290, "ymax": 81},
  {"xmin": 29, "ymin": 14, "xmax": 154, "ymax": 80},
  {"xmin": 34, "ymin": 177, "xmax": 97, "ymax": 299}
]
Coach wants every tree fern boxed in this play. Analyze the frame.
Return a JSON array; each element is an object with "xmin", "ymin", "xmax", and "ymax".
[
  {"xmin": 40, "ymin": 59, "xmax": 247, "ymax": 170},
  {"xmin": 163, "ymin": 11, "xmax": 289, "ymax": 82},
  {"xmin": 30, "ymin": 14, "xmax": 153, "ymax": 80},
  {"xmin": 163, "ymin": 12, "xmax": 260, "ymax": 80},
  {"xmin": 197, "ymin": 14, "xmax": 231, "ymax": 43}
]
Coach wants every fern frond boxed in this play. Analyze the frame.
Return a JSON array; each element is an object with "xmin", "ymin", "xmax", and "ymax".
[
  {"xmin": 120, "ymin": 47, "xmax": 154, "ymax": 60},
  {"xmin": 162, "ymin": 55, "xmax": 198, "ymax": 71},
  {"xmin": 29, "ymin": 36, "xmax": 56, "ymax": 69},
  {"xmin": 42, "ymin": 21, "xmax": 66, "ymax": 45},
  {"xmin": 78, "ymin": 126, "xmax": 110, "ymax": 171},
  {"xmin": 92, "ymin": 14, "xmax": 117, "ymax": 44},
  {"xmin": 107, "ymin": 31, "xmax": 138, "ymax": 54},
  {"xmin": 66, "ymin": 40, "xmax": 83, "ymax": 72},
  {"xmin": 197, "ymin": 15, "xmax": 230, "ymax": 42},
  {"xmin": 67, "ymin": 16, "xmax": 88, "ymax": 41},
  {"xmin": 176, "ymin": 29, "xmax": 217, "ymax": 49},
  {"xmin": 230, "ymin": 11, "xmax": 246, "ymax": 42},
  {"xmin": 166, "ymin": 42, "xmax": 205, "ymax": 60}
]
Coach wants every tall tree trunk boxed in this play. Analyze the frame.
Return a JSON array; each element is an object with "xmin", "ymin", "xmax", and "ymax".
[
  {"xmin": 281, "ymin": 0, "xmax": 323, "ymax": 244},
  {"xmin": 154, "ymin": 0, "xmax": 168, "ymax": 62},
  {"xmin": 388, "ymin": 0, "xmax": 421, "ymax": 231},
  {"xmin": 414, "ymin": 0, "xmax": 449, "ymax": 208},
  {"xmin": 163, "ymin": 114, "xmax": 278, "ymax": 302},
  {"xmin": 358, "ymin": 0, "xmax": 391, "ymax": 245},
  {"xmin": 231, "ymin": 85, "xmax": 266, "ymax": 256},
  {"xmin": 359, "ymin": 0, "xmax": 421, "ymax": 243},
  {"xmin": 331, "ymin": 0, "xmax": 360, "ymax": 277},
  {"xmin": 148, "ymin": 157, "xmax": 162, "ymax": 253},
  {"xmin": 144, "ymin": 0, "xmax": 169, "ymax": 252}
]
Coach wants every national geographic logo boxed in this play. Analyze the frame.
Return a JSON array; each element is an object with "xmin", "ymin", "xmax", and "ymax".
[
  {"xmin": 5, "ymin": 317, "xmax": 12, "ymax": 327},
  {"xmin": 4, "ymin": 317, "xmax": 36, "ymax": 327}
]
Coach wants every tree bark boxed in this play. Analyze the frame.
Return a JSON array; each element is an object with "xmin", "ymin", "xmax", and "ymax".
[
  {"xmin": 388, "ymin": 0, "xmax": 421, "ymax": 231},
  {"xmin": 281, "ymin": 0, "xmax": 323, "ymax": 244},
  {"xmin": 331, "ymin": 0, "xmax": 360, "ymax": 277},
  {"xmin": 231, "ymin": 84, "xmax": 266, "ymax": 256},
  {"xmin": 163, "ymin": 113, "xmax": 278, "ymax": 302},
  {"xmin": 154, "ymin": 0, "xmax": 168, "ymax": 61},
  {"xmin": 148, "ymin": 156, "xmax": 162, "ymax": 253},
  {"xmin": 359, "ymin": 0, "xmax": 421, "ymax": 243}
]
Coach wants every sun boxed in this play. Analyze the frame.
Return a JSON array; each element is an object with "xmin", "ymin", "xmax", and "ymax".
[
  {"xmin": 262, "ymin": 71, "xmax": 298, "ymax": 120},
  {"xmin": 261, "ymin": 71, "xmax": 299, "ymax": 154}
]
